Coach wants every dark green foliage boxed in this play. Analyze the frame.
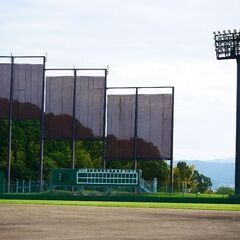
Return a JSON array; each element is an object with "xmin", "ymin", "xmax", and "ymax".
[
  {"xmin": 81, "ymin": 141, "xmax": 102, "ymax": 168},
  {"xmin": 0, "ymin": 116, "xmax": 172, "ymax": 183},
  {"xmin": 173, "ymin": 162, "xmax": 213, "ymax": 193},
  {"xmin": 0, "ymin": 192, "xmax": 240, "ymax": 204},
  {"xmin": 174, "ymin": 161, "xmax": 194, "ymax": 191},
  {"xmin": 138, "ymin": 160, "xmax": 169, "ymax": 182},
  {"xmin": 0, "ymin": 120, "xmax": 102, "ymax": 181},
  {"xmin": 176, "ymin": 161, "xmax": 193, "ymax": 181},
  {"xmin": 0, "ymin": 120, "xmax": 212, "ymax": 191},
  {"xmin": 192, "ymin": 170, "xmax": 212, "ymax": 193},
  {"xmin": 215, "ymin": 186, "xmax": 234, "ymax": 195},
  {"xmin": 107, "ymin": 160, "xmax": 132, "ymax": 169},
  {"xmin": 45, "ymin": 140, "xmax": 71, "ymax": 168},
  {"xmin": 0, "ymin": 120, "xmax": 8, "ymax": 170},
  {"xmin": 0, "ymin": 120, "xmax": 42, "ymax": 180},
  {"xmin": 0, "ymin": 171, "xmax": 4, "ymax": 193}
]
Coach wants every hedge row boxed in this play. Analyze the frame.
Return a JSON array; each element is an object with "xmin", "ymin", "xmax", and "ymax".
[{"xmin": 0, "ymin": 193, "xmax": 240, "ymax": 204}]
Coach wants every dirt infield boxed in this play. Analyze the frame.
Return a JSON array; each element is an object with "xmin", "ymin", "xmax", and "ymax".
[{"xmin": 0, "ymin": 204, "xmax": 240, "ymax": 240}]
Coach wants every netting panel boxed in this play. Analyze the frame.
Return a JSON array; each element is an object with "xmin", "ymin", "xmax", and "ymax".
[
  {"xmin": 12, "ymin": 64, "xmax": 44, "ymax": 119},
  {"xmin": 106, "ymin": 95, "xmax": 135, "ymax": 160},
  {"xmin": 44, "ymin": 76, "xmax": 74, "ymax": 139},
  {"xmin": 75, "ymin": 76, "xmax": 105, "ymax": 139},
  {"xmin": 0, "ymin": 64, "xmax": 11, "ymax": 118},
  {"xmin": 137, "ymin": 94, "xmax": 173, "ymax": 159}
]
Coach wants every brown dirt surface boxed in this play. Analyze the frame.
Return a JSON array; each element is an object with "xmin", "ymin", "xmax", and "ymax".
[{"xmin": 0, "ymin": 204, "xmax": 240, "ymax": 240}]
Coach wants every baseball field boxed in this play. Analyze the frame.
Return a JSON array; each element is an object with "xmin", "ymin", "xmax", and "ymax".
[{"xmin": 1, "ymin": 200, "xmax": 240, "ymax": 239}]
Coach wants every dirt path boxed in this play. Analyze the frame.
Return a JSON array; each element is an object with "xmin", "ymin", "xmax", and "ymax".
[{"xmin": 0, "ymin": 204, "xmax": 240, "ymax": 239}]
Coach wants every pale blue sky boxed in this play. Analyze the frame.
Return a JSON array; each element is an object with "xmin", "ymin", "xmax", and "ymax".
[{"xmin": 1, "ymin": 0, "xmax": 240, "ymax": 160}]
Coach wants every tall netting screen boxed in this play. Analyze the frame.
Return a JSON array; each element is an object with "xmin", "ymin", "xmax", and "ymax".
[
  {"xmin": 106, "ymin": 95, "xmax": 136, "ymax": 160},
  {"xmin": 137, "ymin": 94, "xmax": 173, "ymax": 160},
  {"xmin": 44, "ymin": 76, "xmax": 74, "ymax": 139},
  {"xmin": 12, "ymin": 64, "xmax": 44, "ymax": 119},
  {"xmin": 75, "ymin": 76, "xmax": 105, "ymax": 140},
  {"xmin": 0, "ymin": 64, "xmax": 11, "ymax": 118}
]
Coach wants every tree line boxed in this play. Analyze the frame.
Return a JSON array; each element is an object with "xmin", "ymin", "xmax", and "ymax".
[{"xmin": 0, "ymin": 120, "xmax": 212, "ymax": 192}]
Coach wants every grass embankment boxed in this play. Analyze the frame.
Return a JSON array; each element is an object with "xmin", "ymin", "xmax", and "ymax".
[{"xmin": 0, "ymin": 199, "xmax": 240, "ymax": 211}]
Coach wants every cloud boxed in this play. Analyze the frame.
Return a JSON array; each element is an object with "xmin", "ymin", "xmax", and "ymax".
[{"xmin": 1, "ymin": 0, "xmax": 239, "ymax": 160}]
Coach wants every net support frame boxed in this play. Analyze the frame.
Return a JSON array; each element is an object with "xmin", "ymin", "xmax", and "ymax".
[
  {"xmin": 45, "ymin": 67, "xmax": 108, "ymax": 171},
  {"xmin": 0, "ymin": 55, "xmax": 46, "ymax": 192},
  {"xmin": 106, "ymin": 86, "xmax": 175, "ymax": 192}
]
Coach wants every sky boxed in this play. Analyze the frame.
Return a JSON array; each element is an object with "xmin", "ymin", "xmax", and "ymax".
[{"xmin": 1, "ymin": 0, "xmax": 240, "ymax": 161}]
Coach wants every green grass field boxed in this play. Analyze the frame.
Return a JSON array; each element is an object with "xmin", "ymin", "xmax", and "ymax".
[
  {"xmin": 147, "ymin": 192, "xmax": 229, "ymax": 198},
  {"xmin": 0, "ymin": 199, "xmax": 240, "ymax": 211}
]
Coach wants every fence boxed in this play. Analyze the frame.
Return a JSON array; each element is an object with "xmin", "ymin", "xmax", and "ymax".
[
  {"xmin": 3, "ymin": 179, "xmax": 232, "ymax": 197},
  {"xmin": 6, "ymin": 178, "xmax": 156, "ymax": 194},
  {"xmin": 9, "ymin": 180, "xmax": 47, "ymax": 193}
]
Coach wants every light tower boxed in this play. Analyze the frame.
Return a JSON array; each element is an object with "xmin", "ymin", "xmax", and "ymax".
[{"xmin": 214, "ymin": 29, "xmax": 240, "ymax": 194}]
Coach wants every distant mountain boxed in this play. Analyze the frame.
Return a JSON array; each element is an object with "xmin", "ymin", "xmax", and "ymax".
[{"xmin": 174, "ymin": 159, "xmax": 235, "ymax": 189}]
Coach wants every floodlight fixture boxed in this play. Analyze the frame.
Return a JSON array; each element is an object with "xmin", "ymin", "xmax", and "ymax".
[
  {"xmin": 214, "ymin": 29, "xmax": 240, "ymax": 60},
  {"xmin": 214, "ymin": 29, "xmax": 240, "ymax": 195}
]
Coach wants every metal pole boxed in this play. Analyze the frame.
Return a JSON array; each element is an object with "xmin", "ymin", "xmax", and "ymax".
[
  {"xmin": 71, "ymin": 69, "xmax": 77, "ymax": 169},
  {"xmin": 29, "ymin": 180, "xmax": 31, "ymax": 193},
  {"xmin": 39, "ymin": 57, "xmax": 46, "ymax": 192},
  {"xmin": 102, "ymin": 69, "xmax": 108, "ymax": 169},
  {"xmin": 16, "ymin": 179, "xmax": 18, "ymax": 193},
  {"xmin": 46, "ymin": 68, "xmax": 107, "ymax": 71},
  {"xmin": 7, "ymin": 56, "xmax": 14, "ymax": 193},
  {"xmin": 133, "ymin": 88, "xmax": 138, "ymax": 170},
  {"xmin": 170, "ymin": 87, "xmax": 175, "ymax": 193},
  {"xmin": 235, "ymin": 58, "xmax": 240, "ymax": 194},
  {"xmin": 22, "ymin": 179, "xmax": 25, "ymax": 193},
  {"xmin": 107, "ymin": 86, "xmax": 174, "ymax": 89},
  {"xmin": 169, "ymin": 159, "xmax": 173, "ymax": 193}
]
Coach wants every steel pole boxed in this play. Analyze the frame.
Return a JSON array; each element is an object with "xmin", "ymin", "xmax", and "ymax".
[
  {"xmin": 7, "ymin": 57, "xmax": 14, "ymax": 193},
  {"xmin": 235, "ymin": 58, "xmax": 240, "ymax": 195},
  {"xmin": 170, "ymin": 87, "xmax": 175, "ymax": 193},
  {"xmin": 71, "ymin": 70, "xmax": 77, "ymax": 169},
  {"xmin": 169, "ymin": 159, "xmax": 173, "ymax": 193},
  {"xmin": 39, "ymin": 57, "xmax": 46, "ymax": 192},
  {"xmin": 102, "ymin": 69, "xmax": 108, "ymax": 169},
  {"xmin": 133, "ymin": 88, "xmax": 138, "ymax": 170}
]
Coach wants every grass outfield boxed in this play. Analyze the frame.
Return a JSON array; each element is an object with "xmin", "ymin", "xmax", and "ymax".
[{"xmin": 0, "ymin": 199, "xmax": 240, "ymax": 211}]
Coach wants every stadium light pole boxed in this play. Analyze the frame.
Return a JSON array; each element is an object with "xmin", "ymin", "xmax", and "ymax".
[{"xmin": 214, "ymin": 29, "xmax": 240, "ymax": 195}]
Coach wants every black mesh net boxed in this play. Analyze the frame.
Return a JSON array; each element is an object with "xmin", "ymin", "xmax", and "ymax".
[
  {"xmin": 12, "ymin": 64, "xmax": 44, "ymax": 119},
  {"xmin": 106, "ymin": 95, "xmax": 136, "ymax": 160},
  {"xmin": 44, "ymin": 76, "xmax": 74, "ymax": 139},
  {"xmin": 75, "ymin": 76, "xmax": 105, "ymax": 140},
  {"xmin": 136, "ymin": 94, "xmax": 173, "ymax": 160},
  {"xmin": 0, "ymin": 64, "xmax": 12, "ymax": 118},
  {"xmin": 106, "ymin": 93, "xmax": 173, "ymax": 161}
]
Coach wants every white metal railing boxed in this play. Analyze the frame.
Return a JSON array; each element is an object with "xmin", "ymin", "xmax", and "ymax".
[{"xmin": 139, "ymin": 179, "xmax": 153, "ymax": 193}]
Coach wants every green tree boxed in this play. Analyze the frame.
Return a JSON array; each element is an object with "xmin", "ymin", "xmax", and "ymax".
[
  {"xmin": 192, "ymin": 170, "xmax": 212, "ymax": 193},
  {"xmin": 0, "ymin": 119, "xmax": 214, "ymax": 194},
  {"xmin": 215, "ymin": 186, "xmax": 234, "ymax": 195},
  {"xmin": 75, "ymin": 141, "xmax": 94, "ymax": 168},
  {"xmin": 138, "ymin": 160, "xmax": 169, "ymax": 184},
  {"xmin": 175, "ymin": 161, "xmax": 194, "ymax": 192}
]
